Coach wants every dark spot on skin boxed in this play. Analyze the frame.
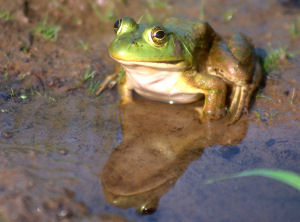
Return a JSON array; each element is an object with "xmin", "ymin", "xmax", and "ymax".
[
  {"xmin": 131, "ymin": 37, "xmax": 140, "ymax": 47},
  {"xmin": 173, "ymin": 37, "xmax": 183, "ymax": 57}
]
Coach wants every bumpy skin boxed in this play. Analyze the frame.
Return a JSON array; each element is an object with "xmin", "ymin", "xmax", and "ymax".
[{"xmin": 109, "ymin": 17, "xmax": 261, "ymax": 122}]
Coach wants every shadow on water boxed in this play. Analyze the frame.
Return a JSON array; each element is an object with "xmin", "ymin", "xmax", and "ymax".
[
  {"xmin": 100, "ymin": 96, "xmax": 249, "ymax": 214},
  {"xmin": 279, "ymin": 0, "xmax": 300, "ymax": 7}
]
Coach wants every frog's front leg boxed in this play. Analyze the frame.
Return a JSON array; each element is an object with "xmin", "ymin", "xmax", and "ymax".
[
  {"xmin": 188, "ymin": 72, "xmax": 227, "ymax": 120},
  {"xmin": 118, "ymin": 73, "xmax": 133, "ymax": 104}
]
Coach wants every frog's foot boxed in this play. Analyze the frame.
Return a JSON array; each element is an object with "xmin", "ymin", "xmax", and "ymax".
[
  {"xmin": 228, "ymin": 61, "xmax": 262, "ymax": 123},
  {"xmin": 195, "ymin": 106, "xmax": 226, "ymax": 121},
  {"xmin": 228, "ymin": 85, "xmax": 248, "ymax": 123},
  {"xmin": 95, "ymin": 73, "xmax": 119, "ymax": 96}
]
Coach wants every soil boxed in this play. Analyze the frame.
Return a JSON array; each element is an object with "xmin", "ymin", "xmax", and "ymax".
[{"xmin": 0, "ymin": 0, "xmax": 300, "ymax": 221}]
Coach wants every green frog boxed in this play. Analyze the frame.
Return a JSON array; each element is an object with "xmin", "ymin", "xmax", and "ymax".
[{"xmin": 109, "ymin": 17, "xmax": 261, "ymax": 122}]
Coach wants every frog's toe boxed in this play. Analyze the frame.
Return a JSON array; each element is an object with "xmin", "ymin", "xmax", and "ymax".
[
  {"xmin": 228, "ymin": 85, "xmax": 248, "ymax": 123},
  {"xmin": 195, "ymin": 106, "xmax": 226, "ymax": 120}
]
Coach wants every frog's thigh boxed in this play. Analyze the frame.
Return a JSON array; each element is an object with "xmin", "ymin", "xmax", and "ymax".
[
  {"xmin": 192, "ymin": 73, "xmax": 227, "ymax": 118},
  {"xmin": 208, "ymin": 40, "xmax": 252, "ymax": 84}
]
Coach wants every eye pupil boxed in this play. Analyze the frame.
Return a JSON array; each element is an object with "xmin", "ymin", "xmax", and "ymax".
[
  {"xmin": 151, "ymin": 28, "xmax": 166, "ymax": 45},
  {"xmin": 155, "ymin": 30, "xmax": 165, "ymax": 39},
  {"xmin": 114, "ymin": 19, "xmax": 122, "ymax": 33}
]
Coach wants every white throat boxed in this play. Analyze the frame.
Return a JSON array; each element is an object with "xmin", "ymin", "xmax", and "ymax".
[{"xmin": 117, "ymin": 60, "xmax": 202, "ymax": 104}]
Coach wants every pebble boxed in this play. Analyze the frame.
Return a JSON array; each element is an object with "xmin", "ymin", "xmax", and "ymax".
[
  {"xmin": 59, "ymin": 149, "xmax": 68, "ymax": 155},
  {"xmin": 1, "ymin": 131, "xmax": 14, "ymax": 139}
]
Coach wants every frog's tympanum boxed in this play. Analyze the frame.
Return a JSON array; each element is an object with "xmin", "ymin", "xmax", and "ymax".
[
  {"xmin": 101, "ymin": 98, "xmax": 249, "ymax": 214},
  {"xmin": 109, "ymin": 17, "xmax": 261, "ymax": 122}
]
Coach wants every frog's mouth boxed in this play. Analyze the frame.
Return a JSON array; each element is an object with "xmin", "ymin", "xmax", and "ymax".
[{"xmin": 113, "ymin": 58, "xmax": 186, "ymax": 71}]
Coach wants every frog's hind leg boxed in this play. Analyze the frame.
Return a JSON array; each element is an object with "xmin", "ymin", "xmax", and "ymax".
[
  {"xmin": 227, "ymin": 33, "xmax": 259, "ymax": 122},
  {"xmin": 229, "ymin": 60, "xmax": 262, "ymax": 123},
  {"xmin": 228, "ymin": 32, "xmax": 255, "ymax": 72},
  {"xmin": 228, "ymin": 85, "xmax": 248, "ymax": 123}
]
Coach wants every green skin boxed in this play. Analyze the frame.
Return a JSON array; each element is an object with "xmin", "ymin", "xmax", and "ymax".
[{"xmin": 109, "ymin": 17, "xmax": 261, "ymax": 122}]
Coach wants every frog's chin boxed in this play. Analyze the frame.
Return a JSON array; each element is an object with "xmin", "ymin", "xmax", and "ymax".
[{"xmin": 113, "ymin": 58, "xmax": 186, "ymax": 71}]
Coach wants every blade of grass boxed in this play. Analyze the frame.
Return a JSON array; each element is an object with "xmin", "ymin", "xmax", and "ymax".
[
  {"xmin": 137, "ymin": 15, "xmax": 144, "ymax": 24},
  {"xmin": 34, "ymin": 16, "xmax": 60, "ymax": 42},
  {"xmin": 206, "ymin": 169, "xmax": 300, "ymax": 191},
  {"xmin": 199, "ymin": 0, "xmax": 205, "ymax": 20},
  {"xmin": 118, "ymin": 68, "xmax": 125, "ymax": 84},
  {"xmin": 0, "ymin": 9, "xmax": 12, "ymax": 21},
  {"xmin": 4, "ymin": 71, "xmax": 8, "ymax": 82}
]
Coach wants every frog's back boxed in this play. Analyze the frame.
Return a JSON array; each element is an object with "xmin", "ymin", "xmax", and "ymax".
[{"xmin": 163, "ymin": 17, "xmax": 217, "ymax": 55}]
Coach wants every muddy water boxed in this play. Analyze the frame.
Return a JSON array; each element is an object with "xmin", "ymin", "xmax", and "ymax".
[{"xmin": 1, "ymin": 0, "xmax": 300, "ymax": 221}]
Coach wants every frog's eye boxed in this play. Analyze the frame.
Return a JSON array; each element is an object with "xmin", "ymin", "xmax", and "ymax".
[
  {"xmin": 113, "ymin": 17, "xmax": 138, "ymax": 34},
  {"xmin": 114, "ymin": 18, "xmax": 122, "ymax": 34},
  {"xmin": 151, "ymin": 27, "xmax": 167, "ymax": 45}
]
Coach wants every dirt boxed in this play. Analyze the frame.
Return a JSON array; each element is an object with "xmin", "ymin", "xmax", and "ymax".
[{"xmin": 0, "ymin": 0, "xmax": 300, "ymax": 221}]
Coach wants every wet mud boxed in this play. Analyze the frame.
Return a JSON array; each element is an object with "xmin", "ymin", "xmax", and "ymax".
[{"xmin": 0, "ymin": 0, "xmax": 300, "ymax": 221}]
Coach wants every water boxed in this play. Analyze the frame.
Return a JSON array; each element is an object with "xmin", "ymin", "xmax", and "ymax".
[{"xmin": 0, "ymin": 0, "xmax": 300, "ymax": 221}]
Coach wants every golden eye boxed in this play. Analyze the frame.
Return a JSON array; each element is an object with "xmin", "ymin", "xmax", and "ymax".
[
  {"xmin": 151, "ymin": 27, "xmax": 166, "ymax": 45},
  {"xmin": 113, "ymin": 18, "xmax": 122, "ymax": 33}
]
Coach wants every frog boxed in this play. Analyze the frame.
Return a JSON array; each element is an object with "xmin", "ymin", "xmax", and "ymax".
[{"xmin": 108, "ymin": 16, "xmax": 262, "ymax": 122}]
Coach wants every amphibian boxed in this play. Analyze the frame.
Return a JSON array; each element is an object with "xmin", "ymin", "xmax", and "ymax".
[{"xmin": 109, "ymin": 17, "xmax": 261, "ymax": 122}]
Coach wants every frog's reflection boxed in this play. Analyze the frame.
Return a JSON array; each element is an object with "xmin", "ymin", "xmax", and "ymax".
[{"xmin": 100, "ymin": 96, "xmax": 249, "ymax": 214}]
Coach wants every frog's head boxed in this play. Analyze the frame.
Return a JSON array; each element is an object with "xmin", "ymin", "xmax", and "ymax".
[{"xmin": 109, "ymin": 17, "xmax": 192, "ymax": 70}]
